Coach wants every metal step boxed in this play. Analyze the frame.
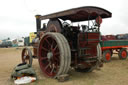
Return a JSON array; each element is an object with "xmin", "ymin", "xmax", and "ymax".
[
  {"xmin": 80, "ymin": 47, "xmax": 91, "ymax": 50},
  {"xmin": 79, "ymin": 47, "xmax": 91, "ymax": 57},
  {"xmin": 87, "ymin": 39, "xmax": 99, "ymax": 41},
  {"xmin": 81, "ymin": 56, "xmax": 98, "ymax": 61},
  {"xmin": 80, "ymin": 54, "xmax": 91, "ymax": 57}
]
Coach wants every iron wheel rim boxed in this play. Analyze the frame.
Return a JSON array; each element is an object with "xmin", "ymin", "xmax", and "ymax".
[{"xmin": 21, "ymin": 48, "xmax": 32, "ymax": 65}]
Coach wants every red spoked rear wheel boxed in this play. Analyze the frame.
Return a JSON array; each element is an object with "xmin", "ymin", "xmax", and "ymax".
[{"xmin": 38, "ymin": 32, "xmax": 71, "ymax": 78}]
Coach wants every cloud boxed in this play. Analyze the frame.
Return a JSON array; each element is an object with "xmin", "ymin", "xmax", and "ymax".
[{"xmin": 0, "ymin": 0, "xmax": 128, "ymax": 40}]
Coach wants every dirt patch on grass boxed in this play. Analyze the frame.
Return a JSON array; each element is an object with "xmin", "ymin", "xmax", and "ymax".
[{"xmin": 0, "ymin": 47, "xmax": 128, "ymax": 85}]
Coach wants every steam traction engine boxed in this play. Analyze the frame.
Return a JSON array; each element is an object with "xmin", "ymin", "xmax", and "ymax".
[{"xmin": 21, "ymin": 6, "xmax": 112, "ymax": 78}]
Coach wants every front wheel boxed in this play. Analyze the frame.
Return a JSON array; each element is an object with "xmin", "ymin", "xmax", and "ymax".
[
  {"xmin": 21, "ymin": 48, "xmax": 33, "ymax": 66},
  {"xmin": 102, "ymin": 50, "xmax": 112, "ymax": 62}
]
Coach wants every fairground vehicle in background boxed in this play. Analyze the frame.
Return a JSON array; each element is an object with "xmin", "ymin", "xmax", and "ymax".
[
  {"xmin": 101, "ymin": 35, "xmax": 128, "ymax": 62},
  {"xmin": 21, "ymin": 6, "xmax": 112, "ymax": 78},
  {"xmin": 0, "ymin": 41, "xmax": 12, "ymax": 48},
  {"xmin": 17, "ymin": 38, "xmax": 24, "ymax": 46}
]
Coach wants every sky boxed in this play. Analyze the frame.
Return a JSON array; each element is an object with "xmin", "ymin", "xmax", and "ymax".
[{"xmin": 0, "ymin": 0, "xmax": 128, "ymax": 40}]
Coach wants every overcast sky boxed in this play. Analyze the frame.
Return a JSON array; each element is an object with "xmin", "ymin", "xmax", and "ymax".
[{"xmin": 0, "ymin": 0, "xmax": 128, "ymax": 40}]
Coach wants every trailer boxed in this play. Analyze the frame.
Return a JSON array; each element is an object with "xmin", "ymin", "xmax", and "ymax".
[
  {"xmin": 21, "ymin": 6, "xmax": 112, "ymax": 78},
  {"xmin": 100, "ymin": 40, "xmax": 128, "ymax": 62}
]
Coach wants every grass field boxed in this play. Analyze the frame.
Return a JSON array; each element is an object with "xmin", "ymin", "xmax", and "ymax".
[{"xmin": 0, "ymin": 47, "xmax": 128, "ymax": 85}]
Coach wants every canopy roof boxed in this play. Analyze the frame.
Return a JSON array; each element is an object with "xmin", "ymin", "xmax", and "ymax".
[{"xmin": 39, "ymin": 6, "xmax": 112, "ymax": 22}]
